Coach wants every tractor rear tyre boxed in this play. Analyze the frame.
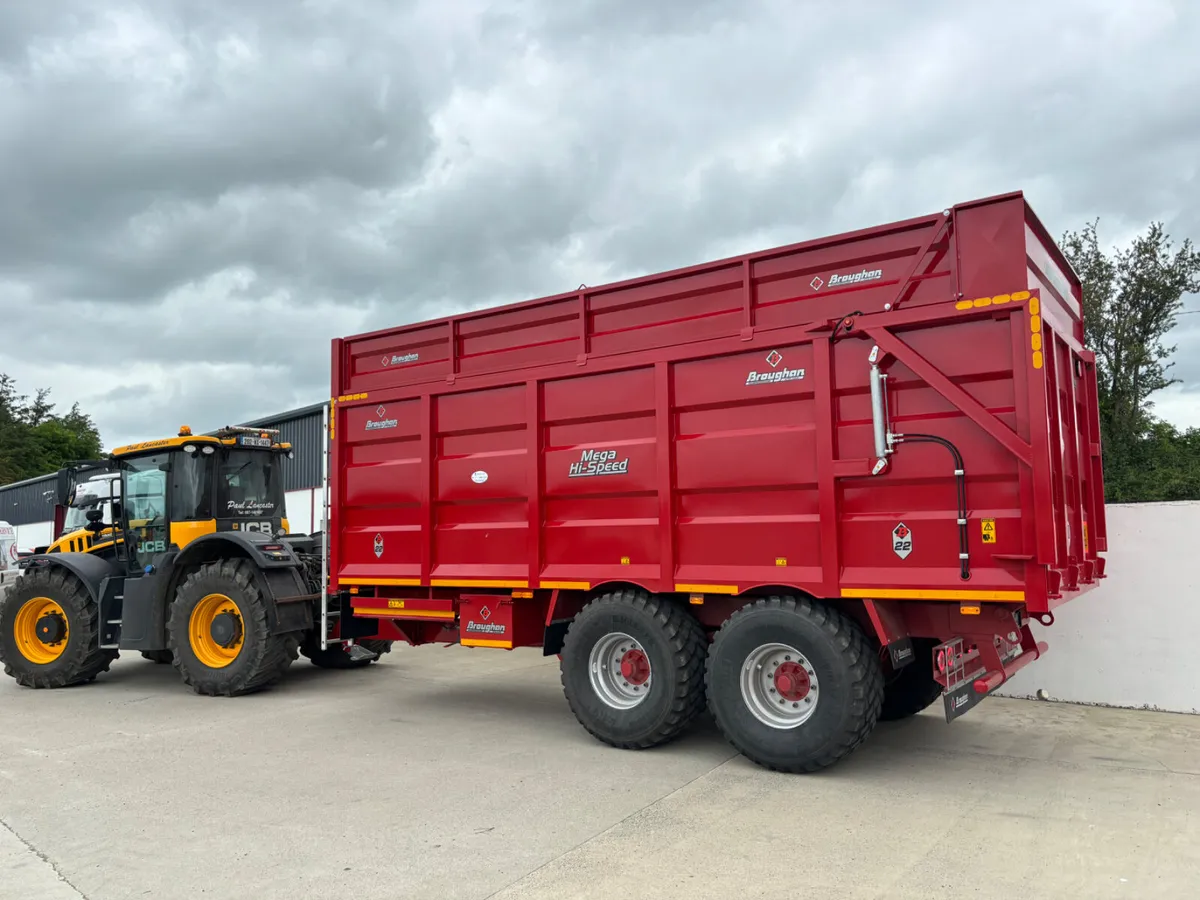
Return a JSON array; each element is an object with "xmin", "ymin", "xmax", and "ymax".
[
  {"xmin": 560, "ymin": 588, "xmax": 707, "ymax": 750},
  {"xmin": 879, "ymin": 638, "xmax": 942, "ymax": 721},
  {"xmin": 141, "ymin": 649, "xmax": 174, "ymax": 664},
  {"xmin": 301, "ymin": 637, "xmax": 394, "ymax": 669},
  {"xmin": 0, "ymin": 567, "xmax": 119, "ymax": 689},
  {"xmin": 166, "ymin": 559, "xmax": 299, "ymax": 696},
  {"xmin": 705, "ymin": 595, "xmax": 883, "ymax": 773}
]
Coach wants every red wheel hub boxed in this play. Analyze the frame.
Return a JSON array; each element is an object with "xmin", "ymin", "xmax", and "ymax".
[
  {"xmin": 619, "ymin": 648, "xmax": 650, "ymax": 685},
  {"xmin": 773, "ymin": 661, "xmax": 810, "ymax": 701}
]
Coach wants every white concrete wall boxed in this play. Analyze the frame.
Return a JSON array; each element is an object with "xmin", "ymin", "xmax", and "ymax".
[{"xmin": 996, "ymin": 500, "xmax": 1200, "ymax": 714}]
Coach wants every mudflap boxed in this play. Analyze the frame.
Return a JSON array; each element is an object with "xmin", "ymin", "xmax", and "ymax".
[{"xmin": 943, "ymin": 677, "xmax": 991, "ymax": 722}]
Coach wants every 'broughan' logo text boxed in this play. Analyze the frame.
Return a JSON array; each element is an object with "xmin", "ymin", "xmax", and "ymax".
[{"xmin": 828, "ymin": 268, "xmax": 883, "ymax": 287}]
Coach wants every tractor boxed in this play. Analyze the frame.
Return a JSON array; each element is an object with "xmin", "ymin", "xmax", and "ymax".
[{"xmin": 0, "ymin": 425, "xmax": 391, "ymax": 695}]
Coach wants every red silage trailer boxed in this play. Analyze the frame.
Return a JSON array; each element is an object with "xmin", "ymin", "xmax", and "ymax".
[{"xmin": 323, "ymin": 190, "xmax": 1107, "ymax": 772}]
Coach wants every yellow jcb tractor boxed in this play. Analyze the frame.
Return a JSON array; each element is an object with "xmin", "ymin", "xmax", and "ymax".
[{"xmin": 0, "ymin": 425, "xmax": 391, "ymax": 695}]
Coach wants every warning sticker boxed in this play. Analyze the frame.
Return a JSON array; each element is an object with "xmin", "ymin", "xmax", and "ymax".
[
  {"xmin": 981, "ymin": 518, "xmax": 996, "ymax": 544},
  {"xmin": 892, "ymin": 523, "xmax": 913, "ymax": 559}
]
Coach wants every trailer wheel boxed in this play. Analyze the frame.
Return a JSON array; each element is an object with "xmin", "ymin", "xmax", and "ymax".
[
  {"xmin": 166, "ymin": 559, "xmax": 299, "ymax": 697},
  {"xmin": 301, "ymin": 638, "xmax": 394, "ymax": 669},
  {"xmin": 706, "ymin": 595, "xmax": 883, "ymax": 773},
  {"xmin": 0, "ymin": 567, "xmax": 119, "ymax": 689},
  {"xmin": 141, "ymin": 649, "xmax": 174, "ymax": 664},
  {"xmin": 560, "ymin": 589, "xmax": 707, "ymax": 750},
  {"xmin": 879, "ymin": 639, "xmax": 942, "ymax": 721}
]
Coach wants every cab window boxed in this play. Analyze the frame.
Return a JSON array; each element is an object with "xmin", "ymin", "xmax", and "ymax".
[
  {"xmin": 171, "ymin": 450, "xmax": 213, "ymax": 521},
  {"xmin": 217, "ymin": 450, "xmax": 283, "ymax": 518}
]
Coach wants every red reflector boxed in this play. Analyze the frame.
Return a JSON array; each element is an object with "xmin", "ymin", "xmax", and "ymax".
[{"xmin": 263, "ymin": 544, "xmax": 283, "ymax": 551}]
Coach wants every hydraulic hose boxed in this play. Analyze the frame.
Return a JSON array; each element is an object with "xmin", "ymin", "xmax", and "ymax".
[{"xmin": 893, "ymin": 433, "xmax": 970, "ymax": 580}]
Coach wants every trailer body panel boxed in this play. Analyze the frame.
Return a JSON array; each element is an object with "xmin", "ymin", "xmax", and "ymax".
[{"xmin": 330, "ymin": 191, "xmax": 1104, "ymax": 620}]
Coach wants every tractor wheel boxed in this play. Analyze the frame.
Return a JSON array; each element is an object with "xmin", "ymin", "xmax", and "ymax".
[
  {"xmin": 166, "ymin": 559, "xmax": 299, "ymax": 696},
  {"xmin": 141, "ymin": 649, "xmax": 174, "ymax": 664},
  {"xmin": 705, "ymin": 595, "xmax": 883, "ymax": 773},
  {"xmin": 560, "ymin": 588, "xmax": 707, "ymax": 750},
  {"xmin": 0, "ymin": 567, "xmax": 119, "ymax": 689},
  {"xmin": 879, "ymin": 639, "xmax": 942, "ymax": 721},
  {"xmin": 301, "ymin": 637, "xmax": 394, "ymax": 669}
]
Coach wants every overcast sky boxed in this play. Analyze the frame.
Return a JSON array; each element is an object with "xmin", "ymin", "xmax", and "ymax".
[{"xmin": 1, "ymin": 0, "xmax": 1198, "ymax": 450}]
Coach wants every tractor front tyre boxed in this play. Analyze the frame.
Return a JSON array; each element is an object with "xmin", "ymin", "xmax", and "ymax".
[
  {"xmin": 0, "ymin": 567, "xmax": 118, "ymax": 689},
  {"xmin": 301, "ymin": 638, "xmax": 394, "ymax": 669},
  {"xmin": 705, "ymin": 595, "xmax": 884, "ymax": 773},
  {"xmin": 879, "ymin": 638, "xmax": 942, "ymax": 721},
  {"xmin": 166, "ymin": 560, "xmax": 299, "ymax": 697},
  {"xmin": 560, "ymin": 589, "xmax": 708, "ymax": 751},
  {"xmin": 141, "ymin": 649, "xmax": 174, "ymax": 665}
]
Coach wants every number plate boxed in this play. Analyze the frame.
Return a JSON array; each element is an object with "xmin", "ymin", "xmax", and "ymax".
[{"xmin": 238, "ymin": 435, "xmax": 272, "ymax": 448}]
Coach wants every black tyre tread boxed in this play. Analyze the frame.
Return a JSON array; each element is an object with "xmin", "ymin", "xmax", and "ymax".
[
  {"xmin": 879, "ymin": 640, "xmax": 942, "ymax": 721},
  {"xmin": 167, "ymin": 559, "xmax": 298, "ymax": 697},
  {"xmin": 302, "ymin": 638, "xmax": 394, "ymax": 669},
  {"xmin": 0, "ymin": 567, "xmax": 118, "ymax": 689},
  {"xmin": 706, "ymin": 595, "xmax": 884, "ymax": 773},
  {"xmin": 561, "ymin": 588, "xmax": 708, "ymax": 750}
]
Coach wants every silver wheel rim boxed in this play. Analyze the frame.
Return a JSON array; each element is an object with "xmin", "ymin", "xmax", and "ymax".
[
  {"xmin": 588, "ymin": 631, "xmax": 652, "ymax": 709},
  {"xmin": 739, "ymin": 642, "xmax": 819, "ymax": 729}
]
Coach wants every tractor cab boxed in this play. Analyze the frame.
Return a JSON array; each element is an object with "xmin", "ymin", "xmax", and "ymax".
[{"xmin": 101, "ymin": 425, "xmax": 294, "ymax": 566}]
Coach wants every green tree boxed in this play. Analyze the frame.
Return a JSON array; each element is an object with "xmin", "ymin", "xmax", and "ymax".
[
  {"xmin": 1060, "ymin": 221, "xmax": 1200, "ymax": 501},
  {"xmin": 0, "ymin": 374, "xmax": 104, "ymax": 485}
]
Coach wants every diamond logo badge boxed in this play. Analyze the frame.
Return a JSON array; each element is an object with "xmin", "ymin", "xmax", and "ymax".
[
  {"xmin": 766, "ymin": 350, "xmax": 783, "ymax": 369},
  {"xmin": 376, "ymin": 405, "xmax": 386, "ymax": 417},
  {"xmin": 480, "ymin": 606, "xmax": 491, "ymax": 621},
  {"xmin": 810, "ymin": 276, "xmax": 824, "ymax": 291},
  {"xmin": 381, "ymin": 355, "xmax": 390, "ymax": 366}
]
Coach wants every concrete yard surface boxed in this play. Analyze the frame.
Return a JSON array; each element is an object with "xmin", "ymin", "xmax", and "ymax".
[{"xmin": 2, "ymin": 646, "xmax": 1198, "ymax": 900}]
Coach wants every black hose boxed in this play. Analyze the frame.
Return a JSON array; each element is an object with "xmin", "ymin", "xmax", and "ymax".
[{"xmin": 894, "ymin": 433, "xmax": 970, "ymax": 580}]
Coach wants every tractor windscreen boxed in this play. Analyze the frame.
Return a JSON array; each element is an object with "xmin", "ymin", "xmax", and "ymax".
[{"xmin": 217, "ymin": 449, "xmax": 284, "ymax": 519}]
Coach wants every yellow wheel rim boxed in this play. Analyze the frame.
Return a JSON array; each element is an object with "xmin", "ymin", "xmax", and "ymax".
[
  {"xmin": 13, "ymin": 597, "xmax": 70, "ymax": 665},
  {"xmin": 188, "ymin": 593, "xmax": 244, "ymax": 669}
]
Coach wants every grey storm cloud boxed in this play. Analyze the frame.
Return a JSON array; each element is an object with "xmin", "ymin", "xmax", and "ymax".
[{"xmin": 1, "ymin": 0, "xmax": 1199, "ymax": 448}]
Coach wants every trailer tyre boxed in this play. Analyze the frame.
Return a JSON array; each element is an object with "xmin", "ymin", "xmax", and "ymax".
[
  {"xmin": 879, "ymin": 639, "xmax": 942, "ymax": 721},
  {"xmin": 166, "ymin": 559, "xmax": 299, "ymax": 697},
  {"xmin": 0, "ymin": 567, "xmax": 119, "ymax": 689},
  {"xmin": 706, "ymin": 595, "xmax": 883, "ymax": 773},
  {"xmin": 560, "ymin": 589, "xmax": 707, "ymax": 750}
]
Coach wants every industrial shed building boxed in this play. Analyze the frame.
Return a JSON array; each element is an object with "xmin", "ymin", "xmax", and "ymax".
[{"xmin": 0, "ymin": 402, "xmax": 327, "ymax": 550}]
